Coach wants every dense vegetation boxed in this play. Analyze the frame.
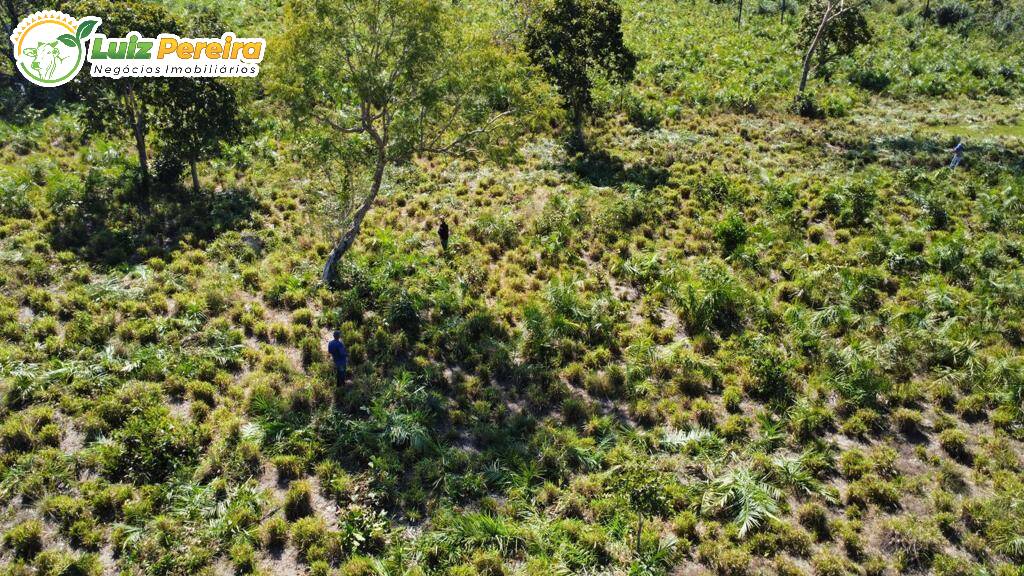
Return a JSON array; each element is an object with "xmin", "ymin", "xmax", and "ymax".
[{"xmin": 2, "ymin": 0, "xmax": 1024, "ymax": 575}]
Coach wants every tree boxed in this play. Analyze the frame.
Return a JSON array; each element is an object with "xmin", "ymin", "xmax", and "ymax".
[
  {"xmin": 611, "ymin": 461, "xmax": 673, "ymax": 556},
  {"xmin": 158, "ymin": 79, "xmax": 243, "ymax": 194},
  {"xmin": 1, "ymin": 1, "xmax": 45, "ymax": 89},
  {"xmin": 273, "ymin": 0, "xmax": 531, "ymax": 284},
  {"xmin": 526, "ymin": 0, "xmax": 636, "ymax": 150},
  {"xmin": 68, "ymin": 0, "xmax": 181, "ymax": 196},
  {"xmin": 797, "ymin": 0, "xmax": 872, "ymax": 96}
]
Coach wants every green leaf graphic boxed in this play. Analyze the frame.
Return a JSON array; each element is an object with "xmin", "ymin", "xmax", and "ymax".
[
  {"xmin": 57, "ymin": 34, "xmax": 78, "ymax": 48},
  {"xmin": 76, "ymin": 19, "xmax": 98, "ymax": 40}
]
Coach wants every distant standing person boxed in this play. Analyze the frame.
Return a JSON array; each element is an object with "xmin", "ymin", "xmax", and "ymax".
[
  {"xmin": 948, "ymin": 138, "xmax": 965, "ymax": 169},
  {"xmin": 438, "ymin": 219, "xmax": 450, "ymax": 252},
  {"xmin": 327, "ymin": 330, "xmax": 348, "ymax": 388}
]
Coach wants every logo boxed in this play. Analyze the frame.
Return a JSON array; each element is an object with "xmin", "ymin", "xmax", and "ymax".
[
  {"xmin": 10, "ymin": 11, "xmax": 266, "ymax": 87},
  {"xmin": 10, "ymin": 11, "xmax": 98, "ymax": 87}
]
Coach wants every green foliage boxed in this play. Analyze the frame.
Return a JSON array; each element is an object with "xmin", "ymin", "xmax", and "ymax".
[
  {"xmin": 3, "ymin": 1, "xmax": 1024, "ymax": 575},
  {"xmin": 158, "ymin": 78, "xmax": 244, "ymax": 191},
  {"xmin": 526, "ymin": 0, "xmax": 637, "ymax": 146},
  {"xmin": 882, "ymin": 516, "xmax": 943, "ymax": 570},
  {"xmin": 97, "ymin": 407, "xmax": 199, "ymax": 484},
  {"xmin": 798, "ymin": 0, "xmax": 873, "ymax": 87},
  {"xmin": 676, "ymin": 262, "xmax": 747, "ymax": 335},
  {"xmin": 284, "ymin": 479, "xmax": 314, "ymax": 520},
  {"xmin": 700, "ymin": 466, "xmax": 782, "ymax": 537},
  {"xmin": 3, "ymin": 520, "xmax": 43, "ymax": 560}
]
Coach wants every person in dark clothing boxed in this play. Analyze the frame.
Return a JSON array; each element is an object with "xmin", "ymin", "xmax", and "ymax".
[
  {"xmin": 327, "ymin": 330, "xmax": 348, "ymax": 387},
  {"xmin": 438, "ymin": 219, "xmax": 450, "ymax": 252}
]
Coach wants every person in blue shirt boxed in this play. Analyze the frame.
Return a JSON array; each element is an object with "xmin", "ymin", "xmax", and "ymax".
[
  {"xmin": 327, "ymin": 331, "xmax": 348, "ymax": 388},
  {"xmin": 949, "ymin": 138, "xmax": 965, "ymax": 169}
]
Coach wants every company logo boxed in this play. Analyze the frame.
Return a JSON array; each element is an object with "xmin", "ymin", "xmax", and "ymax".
[
  {"xmin": 10, "ymin": 11, "xmax": 266, "ymax": 87},
  {"xmin": 10, "ymin": 11, "xmax": 97, "ymax": 87}
]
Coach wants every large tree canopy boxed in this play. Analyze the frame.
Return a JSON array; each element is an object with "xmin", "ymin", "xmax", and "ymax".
[
  {"xmin": 272, "ymin": 0, "xmax": 539, "ymax": 283},
  {"xmin": 526, "ymin": 0, "xmax": 636, "ymax": 149},
  {"xmin": 797, "ymin": 0, "xmax": 872, "ymax": 95}
]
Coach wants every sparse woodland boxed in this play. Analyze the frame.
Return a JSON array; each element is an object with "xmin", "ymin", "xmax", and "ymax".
[{"xmin": 1, "ymin": 0, "xmax": 1024, "ymax": 575}]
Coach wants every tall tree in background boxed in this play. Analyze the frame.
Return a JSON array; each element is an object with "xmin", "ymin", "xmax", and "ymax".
[
  {"xmin": 526, "ymin": 0, "xmax": 636, "ymax": 150},
  {"xmin": 274, "ymin": 0, "xmax": 533, "ymax": 284},
  {"xmin": 158, "ymin": 79, "xmax": 243, "ymax": 194},
  {"xmin": 797, "ymin": 0, "xmax": 872, "ymax": 96},
  {"xmin": 1, "ymin": 1, "xmax": 46, "ymax": 92},
  {"xmin": 69, "ymin": 0, "xmax": 181, "ymax": 196}
]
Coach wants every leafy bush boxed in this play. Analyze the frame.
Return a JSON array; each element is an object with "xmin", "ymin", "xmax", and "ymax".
[
  {"xmin": 284, "ymin": 480, "xmax": 315, "ymax": 520},
  {"xmin": 714, "ymin": 211, "xmax": 748, "ymax": 254},
  {"xmin": 3, "ymin": 520, "xmax": 43, "ymax": 560},
  {"xmin": 882, "ymin": 516, "xmax": 943, "ymax": 570},
  {"xmin": 0, "ymin": 171, "xmax": 33, "ymax": 219},
  {"xmin": 677, "ymin": 263, "xmax": 747, "ymax": 334},
  {"xmin": 98, "ymin": 407, "xmax": 199, "ymax": 484},
  {"xmin": 938, "ymin": 428, "xmax": 969, "ymax": 460},
  {"xmin": 260, "ymin": 516, "xmax": 289, "ymax": 550},
  {"xmin": 934, "ymin": 1, "xmax": 972, "ymax": 27}
]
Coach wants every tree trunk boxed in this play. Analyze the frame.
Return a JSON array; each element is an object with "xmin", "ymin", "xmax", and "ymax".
[
  {"xmin": 570, "ymin": 106, "xmax": 586, "ymax": 152},
  {"xmin": 127, "ymin": 106, "xmax": 151, "ymax": 195},
  {"xmin": 798, "ymin": 7, "xmax": 832, "ymax": 96},
  {"xmin": 190, "ymin": 159, "xmax": 200, "ymax": 195},
  {"xmin": 321, "ymin": 150, "xmax": 387, "ymax": 284},
  {"xmin": 780, "ymin": 0, "xmax": 786, "ymax": 22},
  {"xmin": 635, "ymin": 515, "xmax": 644, "ymax": 555},
  {"xmin": 737, "ymin": 0, "xmax": 743, "ymax": 26}
]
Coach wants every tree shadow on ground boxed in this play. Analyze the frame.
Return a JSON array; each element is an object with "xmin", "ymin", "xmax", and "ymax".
[
  {"xmin": 845, "ymin": 134, "xmax": 1024, "ymax": 175},
  {"xmin": 566, "ymin": 147, "xmax": 670, "ymax": 189},
  {"xmin": 49, "ymin": 177, "xmax": 257, "ymax": 266}
]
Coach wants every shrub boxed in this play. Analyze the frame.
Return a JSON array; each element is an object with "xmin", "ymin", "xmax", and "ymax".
[
  {"xmin": 882, "ymin": 516, "xmax": 942, "ymax": 570},
  {"xmin": 797, "ymin": 502, "xmax": 831, "ymax": 541},
  {"xmin": 272, "ymin": 455, "xmax": 305, "ymax": 482},
  {"xmin": 695, "ymin": 171, "xmax": 735, "ymax": 207},
  {"xmin": 290, "ymin": 516, "xmax": 328, "ymax": 559},
  {"xmin": 471, "ymin": 550, "xmax": 506, "ymax": 576},
  {"xmin": 260, "ymin": 516, "xmax": 289, "ymax": 550},
  {"xmin": 793, "ymin": 93, "xmax": 824, "ymax": 119},
  {"xmin": 98, "ymin": 407, "xmax": 198, "ymax": 484},
  {"xmin": 955, "ymin": 393, "xmax": 987, "ymax": 421},
  {"xmin": 845, "ymin": 474, "xmax": 901, "ymax": 510},
  {"xmin": 892, "ymin": 407, "xmax": 923, "ymax": 434},
  {"xmin": 470, "ymin": 209, "xmax": 520, "ymax": 250},
  {"xmin": 672, "ymin": 511, "xmax": 699, "ymax": 539},
  {"xmin": 934, "ymin": 1, "xmax": 972, "ymax": 26},
  {"xmin": 299, "ymin": 336, "xmax": 321, "ymax": 368},
  {"xmin": 284, "ymin": 480, "xmax": 315, "ymax": 520},
  {"xmin": 746, "ymin": 343, "xmax": 795, "ymax": 403},
  {"xmin": 938, "ymin": 428, "xmax": 969, "ymax": 460},
  {"xmin": 774, "ymin": 558, "xmax": 808, "ymax": 576},
  {"xmin": 841, "ymin": 408, "xmax": 882, "ymax": 437},
  {"xmin": 41, "ymin": 495, "xmax": 88, "ymax": 528},
  {"xmin": 714, "ymin": 211, "xmax": 748, "ymax": 254},
  {"xmin": 229, "ymin": 540, "xmax": 257, "ymax": 574},
  {"xmin": 705, "ymin": 544, "xmax": 751, "ymax": 576},
  {"xmin": 340, "ymin": 556, "xmax": 380, "ymax": 576},
  {"xmin": 3, "ymin": 520, "xmax": 43, "ymax": 560},
  {"xmin": 33, "ymin": 549, "xmax": 102, "ymax": 576},
  {"xmin": 789, "ymin": 399, "xmax": 833, "ymax": 440},
  {"xmin": 722, "ymin": 385, "xmax": 742, "ymax": 412},
  {"xmin": 849, "ymin": 63, "xmax": 891, "ymax": 92},
  {"xmin": 677, "ymin": 263, "xmax": 746, "ymax": 334},
  {"xmin": 0, "ymin": 172, "xmax": 33, "ymax": 219},
  {"xmin": 811, "ymin": 550, "xmax": 853, "ymax": 576}
]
